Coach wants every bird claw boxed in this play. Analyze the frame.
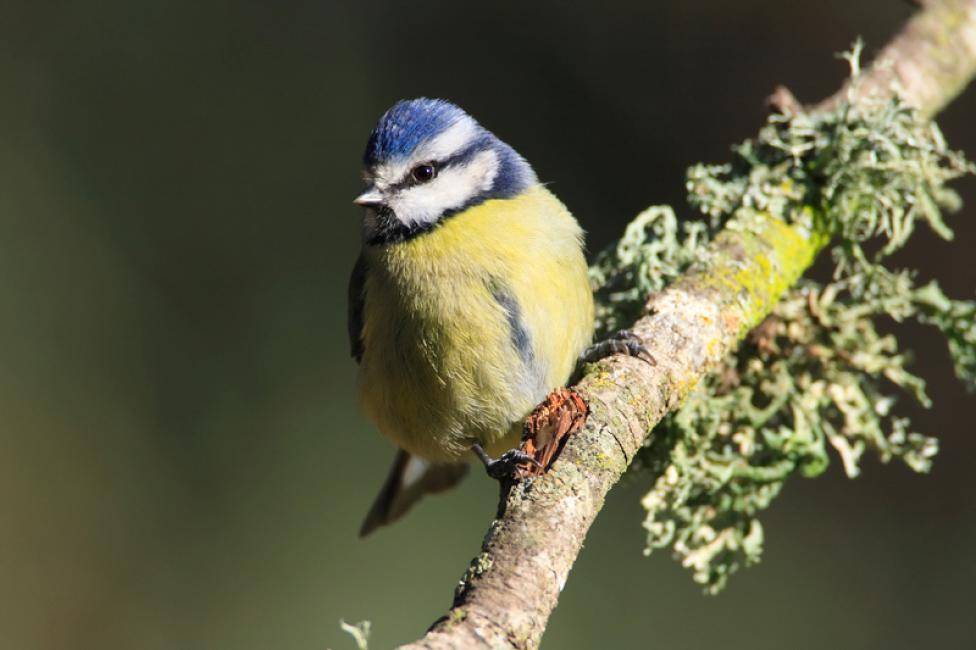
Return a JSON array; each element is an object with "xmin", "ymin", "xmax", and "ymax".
[
  {"xmin": 472, "ymin": 443, "xmax": 541, "ymax": 481},
  {"xmin": 578, "ymin": 329, "xmax": 656, "ymax": 366}
]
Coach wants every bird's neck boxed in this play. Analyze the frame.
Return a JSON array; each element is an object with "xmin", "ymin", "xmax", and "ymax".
[{"xmin": 364, "ymin": 184, "xmax": 551, "ymax": 288}]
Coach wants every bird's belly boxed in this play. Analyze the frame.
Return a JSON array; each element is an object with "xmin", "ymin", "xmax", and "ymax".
[{"xmin": 356, "ymin": 280, "xmax": 540, "ymax": 462}]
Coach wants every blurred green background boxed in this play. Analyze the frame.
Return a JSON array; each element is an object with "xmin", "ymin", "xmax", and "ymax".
[{"xmin": 2, "ymin": 1, "xmax": 975, "ymax": 648}]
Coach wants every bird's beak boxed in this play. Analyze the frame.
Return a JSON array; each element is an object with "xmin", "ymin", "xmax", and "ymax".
[{"xmin": 354, "ymin": 187, "xmax": 384, "ymax": 208}]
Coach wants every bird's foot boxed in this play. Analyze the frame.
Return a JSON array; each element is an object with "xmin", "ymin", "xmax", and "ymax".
[
  {"xmin": 578, "ymin": 329, "xmax": 656, "ymax": 367},
  {"xmin": 471, "ymin": 443, "xmax": 541, "ymax": 481}
]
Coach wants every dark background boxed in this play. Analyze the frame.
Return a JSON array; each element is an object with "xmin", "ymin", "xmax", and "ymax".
[{"xmin": 2, "ymin": 1, "xmax": 974, "ymax": 649}]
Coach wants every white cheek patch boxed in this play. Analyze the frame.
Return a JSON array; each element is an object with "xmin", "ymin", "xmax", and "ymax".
[
  {"xmin": 389, "ymin": 148, "xmax": 500, "ymax": 228},
  {"xmin": 372, "ymin": 118, "xmax": 480, "ymax": 189}
]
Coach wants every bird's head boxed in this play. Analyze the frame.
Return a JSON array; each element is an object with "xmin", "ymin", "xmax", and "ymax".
[{"xmin": 355, "ymin": 98, "xmax": 537, "ymax": 245}]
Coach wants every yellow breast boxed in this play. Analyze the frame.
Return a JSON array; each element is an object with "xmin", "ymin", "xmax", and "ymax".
[{"xmin": 357, "ymin": 185, "xmax": 594, "ymax": 462}]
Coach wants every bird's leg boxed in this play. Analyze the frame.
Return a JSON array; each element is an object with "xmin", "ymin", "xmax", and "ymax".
[
  {"xmin": 578, "ymin": 329, "xmax": 656, "ymax": 366},
  {"xmin": 471, "ymin": 442, "xmax": 541, "ymax": 481}
]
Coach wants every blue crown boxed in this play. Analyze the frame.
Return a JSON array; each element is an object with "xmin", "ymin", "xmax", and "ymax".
[{"xmin": 364, "ymin": 98, "xmax": 472, "ymax": 167}]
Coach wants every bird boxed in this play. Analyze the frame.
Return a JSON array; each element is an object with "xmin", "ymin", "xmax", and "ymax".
[{"xmin": 349, "ymin": 98, "xmax": 596, "ymax": 537}]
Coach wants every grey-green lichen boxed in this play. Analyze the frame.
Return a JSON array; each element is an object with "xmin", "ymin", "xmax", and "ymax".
[
  {"xmin": 455, "ymin": 552, "xmax": 494, "ymax": 600},
  {"xmin": 589, "ymin": 43, "xmax": 976, "ymax": 594},
  {"xmin": 590, "ymin": 205, "xmax": 713, "ymax": 337},
  {"xmin": 335, "ymin": 620, "xmax": 371, "ymax": 650}
]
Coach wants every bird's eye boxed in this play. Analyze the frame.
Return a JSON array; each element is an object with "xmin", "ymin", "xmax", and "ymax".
[{"xmin": 411, "ymin": 163, "xmax": 437, "ymax": 183}]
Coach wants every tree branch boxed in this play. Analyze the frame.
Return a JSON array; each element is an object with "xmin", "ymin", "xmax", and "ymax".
[
  {"xmin": 818, "ymin": 0, "xmax": 976, "ymax": 118},
  {"xmin": 397, "ymin": 2, "xmax": 976, "ymax": 648}
]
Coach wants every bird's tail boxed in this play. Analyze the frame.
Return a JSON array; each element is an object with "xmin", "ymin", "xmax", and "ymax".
[{"xmin": 358, "ymin": 449, "xmax": 468, "ymax": 537}]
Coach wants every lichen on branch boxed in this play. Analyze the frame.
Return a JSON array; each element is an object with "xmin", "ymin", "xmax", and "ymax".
[{"xmin": 590, "ymin": 43, "xmax": 976, "ymax": 593}]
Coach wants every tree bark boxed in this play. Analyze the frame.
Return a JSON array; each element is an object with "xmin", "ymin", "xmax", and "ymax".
[{"xmin": 397, "ymin": 2, "xmax": 976, "ymax": 648}]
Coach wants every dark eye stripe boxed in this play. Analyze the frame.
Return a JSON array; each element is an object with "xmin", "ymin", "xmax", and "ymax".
[
  {"xmin": 387, "ymin": 140, "xmax": 486, "ymax": 192},
  {"xmin": 388, "ymin": 163, "xmax": 437, "ymax": 192}
]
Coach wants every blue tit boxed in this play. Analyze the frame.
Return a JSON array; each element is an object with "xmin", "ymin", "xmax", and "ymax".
[{"xmin": 349, "ymin": 98, "xmax": 594, "ymax": 536}]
